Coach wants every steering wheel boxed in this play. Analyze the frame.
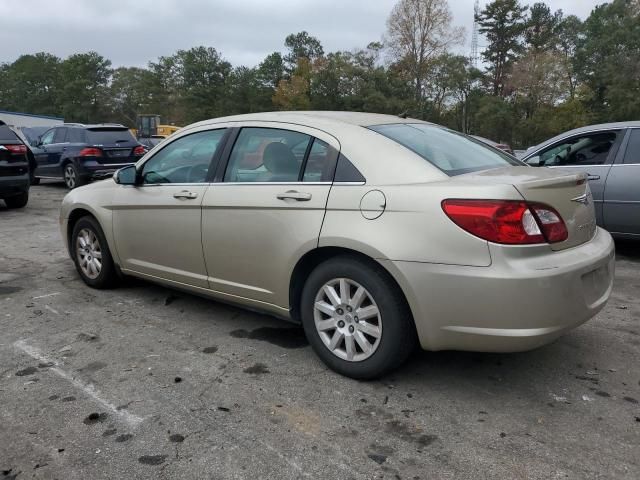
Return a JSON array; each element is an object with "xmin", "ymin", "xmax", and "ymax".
[{"xmin": 187, "ymin": 164, "xmax": 208, "ymax": 183}]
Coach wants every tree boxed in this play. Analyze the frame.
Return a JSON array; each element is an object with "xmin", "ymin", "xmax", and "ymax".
[
  {"xmin": 0, "ymin": 53, "xmax": 61, "ymax": 116},
  {"xmin": 555, "ymin": 15, "xmax": 583, "ymax": 99},
  {"xmin": 386, "ymin": 0, "xmax": 464, "ymax": 108},
  {"xmin": 58, "ymin": 52, "xmax": 112, "ymax": 123},
  {"xmin": 574, "ymin": 0, "xmax": 640, "ymax": 122},
  {"xmin": 151, "ymin": 46, "xmax": 232, "ymax": 124},
  {"xmin": 273, "ymin": 58, "xmax": 312, "ymax": 110},
  {"xmin": 284, "ymin": 31, "xmax": 324, "ymax": 73},
  {"xmin": 476, "ymin": 0, "xmax": 527, "ymax": 96},
  {"xmin": 524, "ymin": 2, "xmax": 562, "ymax": 52},
  {"xmin": 109, "ymin": 67, "xmax": 162, "ymax": 126}
]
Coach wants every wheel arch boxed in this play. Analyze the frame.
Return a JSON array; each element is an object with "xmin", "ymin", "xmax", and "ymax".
[
  {"xmin": 288, "ymin": 246, "xmax": 415, "ymax": 327},
  {"xmin": 66, "ymin": 208, "xmax": 96, "ymax": 253}
]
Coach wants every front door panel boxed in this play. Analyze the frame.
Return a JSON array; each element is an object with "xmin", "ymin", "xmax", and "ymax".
[{"xmin": 112, "ymin": 184, "xmax": 210, "ymax": 287}]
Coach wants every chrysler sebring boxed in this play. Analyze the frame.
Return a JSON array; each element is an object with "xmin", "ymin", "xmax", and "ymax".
[{"xmin": 60, "ymin": 112, "xmax": 615, "ymax": 378}]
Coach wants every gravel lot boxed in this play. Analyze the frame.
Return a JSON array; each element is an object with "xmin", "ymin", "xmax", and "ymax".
[{"xmin": 1, "ymin": 182, "xmax": 639, "ymax": 480}]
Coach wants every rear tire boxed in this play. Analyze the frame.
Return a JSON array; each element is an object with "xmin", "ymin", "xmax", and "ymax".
[
  {"xmin": 63, "ymin": 163, "xmax": 86, "ymax": 189},
  {"xmin": 4, "ymin": 192, "xmax": 29, "ymax": 209},
  {"xmin": 71, "ymin": 216, "xmax": 117, "ymax": 289},
  {"xmin": 300, "ymin": 255, "xmax": 417, "ymax": 379}
]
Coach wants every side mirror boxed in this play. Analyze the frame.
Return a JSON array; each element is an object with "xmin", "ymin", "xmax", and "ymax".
[
  {"xmin": 114, "ymin": 165, "xmax": 138, "ymax": 185},
  {"xmin": 526, "ymin": 155, "xmax": 542, "ymax": 166}
]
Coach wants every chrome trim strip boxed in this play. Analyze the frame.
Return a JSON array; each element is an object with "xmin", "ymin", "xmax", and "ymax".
[
  {"xmin": 215, "ymin": 182, "xmax": 332, "ymax": 186},
  {"xmin": 610, "ymin": 163, "xmax": 640, "ymax": 167}
]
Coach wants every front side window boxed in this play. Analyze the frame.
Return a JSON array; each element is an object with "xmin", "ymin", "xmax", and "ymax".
[
  {"xmin": 141, "ymin": 129, "xmax": 226, "ymax": 184},
  {"xmin": 370, "ymin": 123, "xmax": 522, "ymax": 176},
  {"xmin": 531, "ymin": 131, "xmax": 620, "ymax": 167},
  {"xmin": 224, "ymin": 128, "xmax": 312, "ymax": 182},
  {"xmin": 40, "ymin": 129, "xmax": 55, "ymax": 146}
]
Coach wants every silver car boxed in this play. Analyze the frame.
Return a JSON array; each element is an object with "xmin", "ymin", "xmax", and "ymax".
[
  {"xmin": 60, "ymin": 112, "xmax": 615, "ymax": 379},
  {"xmin": 523, "ymin": 121, "xmax": 640, "ymax": 239}
]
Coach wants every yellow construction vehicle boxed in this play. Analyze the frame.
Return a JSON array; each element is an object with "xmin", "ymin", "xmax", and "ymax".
[{"xmin": 134, "ymin": 114, "xmax": 181, "ymax": 139}]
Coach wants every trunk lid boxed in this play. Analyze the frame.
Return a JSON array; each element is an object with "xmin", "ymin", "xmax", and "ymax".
[
  {"xmin": 86, "ymin": 127, "xmax": 141, "ymax": 164},
  {"xmin": 458, "ymin": 166, "xmax": 597, "ymax": 250}
]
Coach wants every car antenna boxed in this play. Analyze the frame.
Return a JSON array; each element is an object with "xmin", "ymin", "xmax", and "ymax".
[{"xmin": 397, "ymin": 111, "xmax": 408, "ymax": 119}]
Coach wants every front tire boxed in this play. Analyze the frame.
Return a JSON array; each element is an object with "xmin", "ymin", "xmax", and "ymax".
[
  {"xmin": 71, "ymin": 216, "xmax": 117, "ymax": 289},
  {"xmin": 4, "ymin": 192, "xmax": 29, "ymax": 209},
  {"xmin": 300, "ymin": 256, "xmax": 417, "ymax": 379}
]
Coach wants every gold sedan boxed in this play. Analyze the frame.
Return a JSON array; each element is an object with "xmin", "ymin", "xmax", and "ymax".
[{"xmin": 60, "ymin": 112, "xmax": 615, "ymax": 378}]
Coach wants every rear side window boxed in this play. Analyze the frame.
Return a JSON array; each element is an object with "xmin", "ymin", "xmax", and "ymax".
[
  {"xmin": 67, "ymin": 128, "xmax": 86, "ymax": 143},
  {"xmin": 0, "ymin": 125, "xmax": 19, "ymax": 142},
  {"xmin": 87, "ymin": 128, "xmax": 136, "ymax": 145},
  {"xmin": 53, "ymin": 128, "xmax": 67, "ymax": 143},
  {"xmin": 623, "ymin": 129, "xmax": 640, "ymax": 164},
  {"xmin": 369, "ymin": 124, "xmax": 522, "ymax": 176},
  {"xmin": 224, "ymin": 128, "xmax": 311, "ymax": 183}
]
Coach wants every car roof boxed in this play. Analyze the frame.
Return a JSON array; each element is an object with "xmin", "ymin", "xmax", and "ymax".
[
  {"xmin": 190, "ymin": 111, "xmax": 430, "ymax": 129},
  {"xmin": 526, "ymin": 121, "xmax": 640, "ymax": 156},
  {"xmin": 62, "ymin": 123, "xmax": 128, "ymax": 129}
]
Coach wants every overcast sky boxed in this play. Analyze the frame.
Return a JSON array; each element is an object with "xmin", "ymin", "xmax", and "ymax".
[{"xmin": 1, "ymin": 0, "xmax": 604, "ymax": 68}]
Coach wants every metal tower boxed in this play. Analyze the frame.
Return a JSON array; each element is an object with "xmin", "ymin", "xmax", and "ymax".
[{"xmin": 471, "ymin": 0, "xmax": 480, "ymax": 68}]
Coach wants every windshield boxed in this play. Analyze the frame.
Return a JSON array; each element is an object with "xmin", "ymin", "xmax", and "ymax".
[{"xmin": 369, "ymin": 123, "xmax": 523, "ymax": 176}]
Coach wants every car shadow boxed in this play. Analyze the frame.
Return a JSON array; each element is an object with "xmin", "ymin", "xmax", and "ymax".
[{"xmin": 615, "ymin": 239, "xmax": 640, "ymax": 262}]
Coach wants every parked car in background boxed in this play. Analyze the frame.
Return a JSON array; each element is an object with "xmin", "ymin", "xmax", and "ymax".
[
  {"xmin": 523, "ymin": 122, "xmax": 640, "ymax": 239},
  {"xmin": 471, "ymin": 135, "xmax": 515, "ymax": 156},
  {"xmin": 0, "ymin": 121, "xmax": 30, "ymax": 208},
  {"xmin": 137, "ymin": 135, "xmax": 166, "ymax": 151},
  {"xmin": 31, "ymin": 123, "xmax": 146, "ymax": 189},
  {"xmin": 60, "ymin": 112, "xmax": 614, "ymax": 378}
]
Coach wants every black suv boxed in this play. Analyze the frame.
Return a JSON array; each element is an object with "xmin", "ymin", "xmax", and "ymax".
[
  {"xmin": 0, "ymin": 121, "xmax": 30, "ymax": 208},
  {"xmin": 31, "ymin": 124, "xmax": 145, "ymax": 189}
]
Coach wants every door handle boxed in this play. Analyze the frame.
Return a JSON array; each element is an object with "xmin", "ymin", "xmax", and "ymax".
[
  {"xmin": 586, "ymin": 174, "xmax": 600, "ymax": 181},
  {"xmin": 277, "ymin": 191, "xmax": 312, "ymax": 201},
  {"xmin": 173, "ymin": 190, "xmax": 198, "ymax": 199}
]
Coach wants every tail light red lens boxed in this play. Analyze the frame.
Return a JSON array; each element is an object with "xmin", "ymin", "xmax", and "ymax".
[
  {"xmin": 133, "ymin": 145, "xmax": 145, "ymax": 155},
  {"xmin": 442, "ymin": 199, "xmax": 568, "ymax": 245},
  {"xmin": 79, "ymin": 147, "xmax": 102, "ymax": 157},
  {"xmin": 3, "ymin": 144, "xmax": 27, "ymax": 154}
]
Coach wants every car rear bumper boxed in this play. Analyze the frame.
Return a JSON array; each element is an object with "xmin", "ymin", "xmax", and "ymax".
[
  {"xmin": 79, "ymin": 161, "xmax": 135, "ymax": 179},
  {"xmin": 386, "ymin": 227, "xmax": 615, "ymax": 352},
  {"xmin": 0, "ymin": 174, "xmax": 30, "ymax": 197}
]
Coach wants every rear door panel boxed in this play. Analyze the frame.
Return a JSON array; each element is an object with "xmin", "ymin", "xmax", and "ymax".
[{"xmin": 201, "ymin": 122, "xmax": 340, "ymax": 309}]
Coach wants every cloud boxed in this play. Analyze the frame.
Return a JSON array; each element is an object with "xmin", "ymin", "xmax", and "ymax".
[{"xmin": 0, "ymin": 0, "xmax": 603, "ymax": 68}]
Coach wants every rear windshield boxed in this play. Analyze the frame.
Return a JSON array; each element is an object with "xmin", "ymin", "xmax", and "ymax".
[
  {"xmin": 0, "ymin": 125, "xmax": 20, "ymax": 143},
  {"xmin": 87, "ymin": 128, "xmax": 136, "ymax": 145},
  {"xmin": 369, "ymin": 123, "xmax": 523, "ymax": 176}
]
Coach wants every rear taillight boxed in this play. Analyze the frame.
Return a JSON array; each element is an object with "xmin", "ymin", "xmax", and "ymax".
[
  {"xmin": 2, "ymin": 144, "xmax": 27, "ymax": 154},
  {"xmin": 441, "ymin": 199, "xmax": 568, "ymax": 245},
  {"xmin": 79, "ymin": 147, "xmax": 102, "ymax": 157},
  {"xmin": 133, "ymin": 145, "xmax": 145, "ymax": 156}
]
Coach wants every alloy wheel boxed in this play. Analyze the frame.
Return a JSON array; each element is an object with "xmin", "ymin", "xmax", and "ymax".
[
  {"xmin": 76, "ymin": 228, "xmax": 102, "ymax": 279},
  {"xmin": 64, "ymin": 165, "xmax": 76, "ymax": 189},
  {"xmin": 313, "ymin": 278, "xmax": 382, "ymax": 362}
]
